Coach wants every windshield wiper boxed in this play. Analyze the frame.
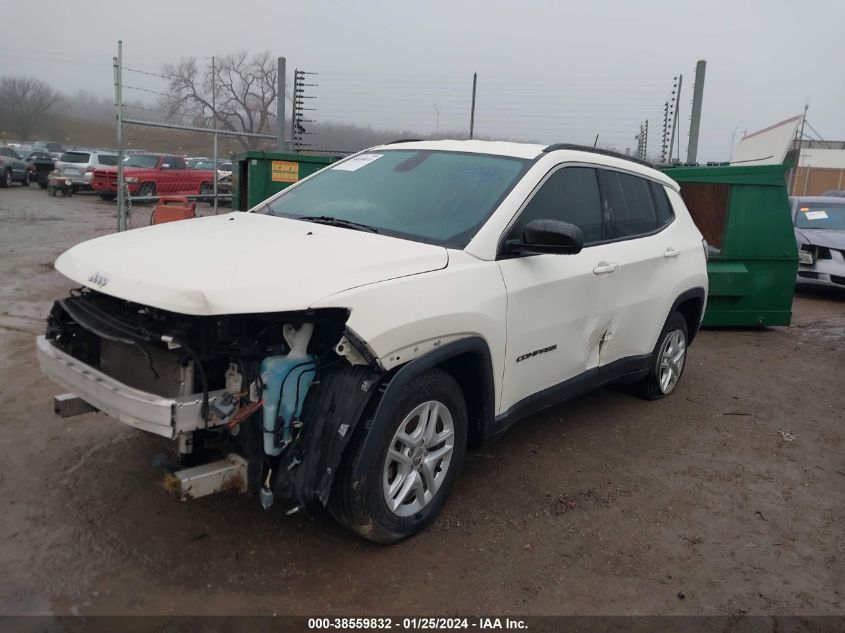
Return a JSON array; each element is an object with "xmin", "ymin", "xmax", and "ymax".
[{"xmin": 297, "ymin": 215, "xmax": 379, "ymax": 233}]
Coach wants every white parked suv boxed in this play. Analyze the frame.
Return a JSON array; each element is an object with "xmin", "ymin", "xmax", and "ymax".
[
  {"xmin": 54, "ymin": 149, "xmax": 119, "ymax": 192},
  {"xmin": 37, "ymin": 141, "xmax": 707, "ymax": 543}
]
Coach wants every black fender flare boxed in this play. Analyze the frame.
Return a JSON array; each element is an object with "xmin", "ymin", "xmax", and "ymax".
[
  {"xmin": 665, "ymin": 286, "xmax": 707, "ymax": 344},
  {"xmin": 353, "ymin": 336, "xmax": 496, "ymax": 476}
]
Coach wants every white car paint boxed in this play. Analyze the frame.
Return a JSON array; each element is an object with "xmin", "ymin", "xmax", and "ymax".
[
  {"xmin": 48, "ymin": 140, "xmax": 707, "ymax": 426},
  {"xmin": 55, "ymin": 212, "xmax": 448, "ymax": 315}
]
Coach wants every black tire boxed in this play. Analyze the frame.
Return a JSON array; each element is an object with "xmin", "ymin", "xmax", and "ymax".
[
  {"xmin": 0, "ymin": 170, "xmax": 10, "ymax": 188},
  {"xmin": 38, "ymin": 181, "xmax": 48, "ymax": 189},
  {"xmin": 331, "ymin": 368, "xmax": 468, "ymax": 544},
  {"xmin": 199, "ymin": 182, "xmax": 213, "ymax": 204},
  {"xmin": 137, "ymin": 182, "xmax": 156, "ymax": 200},
  {"xmin": 21, "ymin": 172, "xmax": 30, "ymax": 187},
  {"xmin": 98, "ymin": 193, "xmax": 116, "ymax": 201},
  {"xmin": 630, "ymin": 312, "xmax": 689, "ymax": 400}
]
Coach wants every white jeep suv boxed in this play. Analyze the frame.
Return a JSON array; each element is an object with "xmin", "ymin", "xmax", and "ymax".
[{"xmin": 37, "ymin": 141, "xmax": 707, "ymax": 543}]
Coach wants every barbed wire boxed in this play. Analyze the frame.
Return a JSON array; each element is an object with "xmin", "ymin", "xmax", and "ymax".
[{"xmin": 124, "ymin": 66, "xmax": 169, "ymax": 80}]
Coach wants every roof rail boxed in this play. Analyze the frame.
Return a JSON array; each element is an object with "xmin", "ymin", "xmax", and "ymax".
[{"xmin": 542, "ymin": 143, "xmax": 655, "ymax": 169}]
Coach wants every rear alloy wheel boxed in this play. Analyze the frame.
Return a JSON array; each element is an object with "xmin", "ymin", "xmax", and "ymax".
[
  {"xmin": 657, "ymin": 329, "xmax": 687, "ymax": 394},
  {"xmin": 631, "ymin": 312, "xmax": 689, "ymax": 400},
  {"xmin": 1, "ymin": 170, "xmax": 10, "ymax": 188},
  {"xmin": 331, "ymin": 369, "xmax": 467, "ymax": 544}
]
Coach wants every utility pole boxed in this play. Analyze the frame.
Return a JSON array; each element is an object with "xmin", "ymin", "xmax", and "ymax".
[
  {"xmin": 212, "ymin": 55, "xmax": 218, "ymax": 213},
  {"xmin": 469, "ymin": 73, "xmax": 477, "ymax": 140},
  {"xmin": 687, "ymin": 60, "xmax": 706, "ymax": 163},
  {"xmin": 790, "ymin": 103, "xmax": 809, "ymax": 195},
  {"xmin": 668, "ymin": 74, "xmax": 683, "ymax": 164},
  {"xmin": 114, "ymin": 40, "xmax": 124, "ymax": 232},
  {"xmin": 277, "ymin": 57, "xmax": 286, "ymax": 152}
]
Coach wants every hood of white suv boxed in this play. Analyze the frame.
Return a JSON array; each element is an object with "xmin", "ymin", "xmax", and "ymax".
[{"xmin": 55, "ymin": 213, "xmax": 448, "ymax": 315}]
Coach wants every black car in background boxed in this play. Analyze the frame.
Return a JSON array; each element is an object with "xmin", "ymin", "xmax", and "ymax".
[{"xmin": 23, "ymin": 150, "xmax": 56, "ymax": 188}]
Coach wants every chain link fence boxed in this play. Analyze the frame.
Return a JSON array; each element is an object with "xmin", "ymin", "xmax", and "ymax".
[
  {"xmin": 120, "ymin": 119, "xmax": 277, "ymax": 229},
  {"xmin": 115, "ymin": 47, "xmax": 283, "ymax": 231}
]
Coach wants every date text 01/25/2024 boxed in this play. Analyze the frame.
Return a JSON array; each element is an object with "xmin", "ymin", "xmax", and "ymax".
[{"xmin": 307, "ymin": 617, "xmax": 528, "ymax": 630}]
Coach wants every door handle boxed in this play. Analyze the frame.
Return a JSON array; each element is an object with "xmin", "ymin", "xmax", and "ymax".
[
  {"xmin": 593, "ymin": 262, "xmax": 618, "ymax": 275},
  {"xmin": 664, "ymin": 247, "xmax": 680, "ymax": 258}
]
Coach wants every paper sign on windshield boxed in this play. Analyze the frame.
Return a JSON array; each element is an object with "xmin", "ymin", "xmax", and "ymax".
[
  {"xmin": 804, "ymin": 211, "xmax": 828, "ymax": 220},
  {"xmin": 333, "ymin": 154, "xmax": 383, "ymax": 171}
]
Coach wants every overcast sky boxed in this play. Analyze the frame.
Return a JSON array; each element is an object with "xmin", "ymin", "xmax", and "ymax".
[{"xmin": 1, "ymin": 0, "xmax": 842, "ymax": 161}]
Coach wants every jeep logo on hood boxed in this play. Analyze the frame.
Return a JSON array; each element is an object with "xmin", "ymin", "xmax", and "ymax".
[{"xmin": 88, "ymin": 272, "xmax": 110, "ymax": 288}]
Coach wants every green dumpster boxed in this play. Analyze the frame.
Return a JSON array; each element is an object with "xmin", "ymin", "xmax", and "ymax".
[
  {"xmin": 231, "ymin": 151, "xmax": 340, "ymax": 211},
  {"xmin": 664, "ymin": 163, "xmax": 798, "ymax": 327}
]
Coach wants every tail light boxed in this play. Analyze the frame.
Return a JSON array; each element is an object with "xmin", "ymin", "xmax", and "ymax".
[{"xmin": 86, "ymin": 166, "xmax": 95, "ymax": 172}]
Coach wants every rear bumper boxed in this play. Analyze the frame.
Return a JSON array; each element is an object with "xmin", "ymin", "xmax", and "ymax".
[{"xmin": 36, "ymin": 335, "xmax": 226, "ymax": 438}]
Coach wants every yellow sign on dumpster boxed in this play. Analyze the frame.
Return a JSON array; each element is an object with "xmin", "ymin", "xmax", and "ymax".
[{"xmin": 271, "ymin": 160, "xmax": 299, "ymax": 183}]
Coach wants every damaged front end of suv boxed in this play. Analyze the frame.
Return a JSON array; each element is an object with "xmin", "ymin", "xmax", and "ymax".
[{"xmin": 39, "ymin": 288, "xmax": 383, "ymax": 511}]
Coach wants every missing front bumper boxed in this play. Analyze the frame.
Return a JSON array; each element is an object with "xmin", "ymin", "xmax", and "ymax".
[{"xmin": 36, "ymin": 335, "xmax": 227, "ymax": 438}]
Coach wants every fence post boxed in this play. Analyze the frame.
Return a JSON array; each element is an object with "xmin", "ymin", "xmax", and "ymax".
[
  {"xmin": 212, "ymin": 55, "xmax": 218, "ymax": 214},
  {"xmin": 277, "ymin": 56, "xmax": 286, "ymax": 152},
  {"xmin": 115, "ymin": 40, "xmax": 125, "ymax": 231}
]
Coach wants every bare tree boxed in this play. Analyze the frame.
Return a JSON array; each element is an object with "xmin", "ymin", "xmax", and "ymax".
[
  {"xmin": 0, "ymin": 76, "xmax": 62, "ymax": 140},
  {"xmin": 161, "ymin": 52, "xmax": 278, "ymax": 150}
]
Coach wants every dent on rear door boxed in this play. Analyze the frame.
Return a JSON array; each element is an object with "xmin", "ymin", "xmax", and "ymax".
[{"xmin": 596, "ymin": 231, "xmax": 675, "ymax": 367}]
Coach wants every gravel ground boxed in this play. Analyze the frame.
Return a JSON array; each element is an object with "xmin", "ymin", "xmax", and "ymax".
[{"xmin": 0, "ymin": 185, "xmax": 843, "ymax": 617}]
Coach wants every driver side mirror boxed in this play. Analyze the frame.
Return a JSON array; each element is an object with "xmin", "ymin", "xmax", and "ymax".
[{"xmin": 507, "ymin": 219, "xmax": 584, "ymax": 255}]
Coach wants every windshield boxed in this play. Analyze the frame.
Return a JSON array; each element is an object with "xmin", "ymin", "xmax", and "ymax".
[
  {"xmin": 260, "ymin": 150, "xmax": 530, "ymax": 247},
  {"xmin": 795, "ymin": 201, "xmax": 845, "ymax": 230},
  {"xmin": 123, "ymin": 155, "xmax": 159, "ymax": 168},
  {"xmin": 59, "ymin": 152, "xmax": 89, "ymax": 163}
]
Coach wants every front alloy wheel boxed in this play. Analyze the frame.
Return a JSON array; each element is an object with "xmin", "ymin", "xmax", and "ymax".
[
  {"xmin": 382, "ymin": 400, "xmax": 455, "ymax": 517},
  {"xmin": 331, "ymin": 368, "xmax": 468, "ymax": 544}
]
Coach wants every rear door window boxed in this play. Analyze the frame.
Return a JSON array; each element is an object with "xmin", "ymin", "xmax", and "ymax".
[{"xmin": 599, "ymin": 170, "xmax": 662, "ymax": 238}]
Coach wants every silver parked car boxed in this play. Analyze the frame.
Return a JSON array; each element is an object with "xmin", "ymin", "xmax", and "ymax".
[
  {"xmin": 791, "ymin": 196, "xmax": 845, "ymax": 290},
  {"xmin": 54, "ymin": 149, "xmax": 119, "ymax": 192}
]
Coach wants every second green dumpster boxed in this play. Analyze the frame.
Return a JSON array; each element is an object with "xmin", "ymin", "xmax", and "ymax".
[{"xmin": 664, "ymin": 163, "xmax": 798, "ymax": 327}]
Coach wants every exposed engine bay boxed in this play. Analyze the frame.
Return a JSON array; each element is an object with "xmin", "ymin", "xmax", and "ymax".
[{"xmin": 46, "ymin": 288, "xmax": 383, "ymax": 510}]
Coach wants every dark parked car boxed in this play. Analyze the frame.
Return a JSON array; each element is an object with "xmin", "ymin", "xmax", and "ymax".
[
  {"xmin": 0, "ymin": 146, "xmax": 30, "ymax": 187},
  {"xmin": 32, "ymin": 141, "xmax": 64, "ymax": 155},
  {"xmin": 23, "ymin": 150, "xmax": 56, "ymax": 188},
  {"xmin": 791, "ymin": 196, "xmax": 845, "ymax": 290}
]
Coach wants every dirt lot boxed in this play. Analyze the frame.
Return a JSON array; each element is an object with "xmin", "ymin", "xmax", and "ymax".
[{"xmin": 0, "ymin": 185, "xmax": 843, "ymax": 618}]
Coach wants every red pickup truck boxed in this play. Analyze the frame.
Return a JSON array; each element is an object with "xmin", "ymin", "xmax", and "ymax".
[{"xmin": 91, "ymin": 153, "xmax": 215, "ymax": 200}]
